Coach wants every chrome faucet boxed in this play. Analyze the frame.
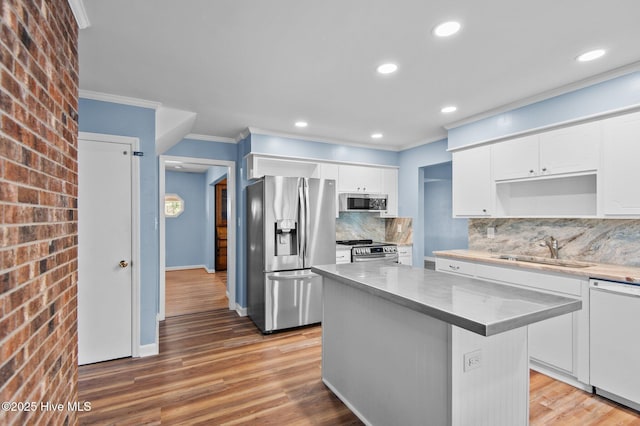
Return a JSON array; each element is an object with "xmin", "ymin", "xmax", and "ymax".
[{"xmin": 540, "ymin": 236, "xmax": 559, "ymax": 259}]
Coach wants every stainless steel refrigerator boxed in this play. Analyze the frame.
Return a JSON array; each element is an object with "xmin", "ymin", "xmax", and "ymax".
[{"xmin": 246, "ymin": 176, "xmax": 336, "ymax": 333}]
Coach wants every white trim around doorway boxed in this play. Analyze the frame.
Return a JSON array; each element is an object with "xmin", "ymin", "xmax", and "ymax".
[{"xmin": 158, "ymin": 155, "xmax": 237, "ymax": 321}]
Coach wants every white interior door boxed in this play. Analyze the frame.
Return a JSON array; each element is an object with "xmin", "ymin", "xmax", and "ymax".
[{"xmin": 78, "ymin": 137, "xmax": 133, "ymax": 365}]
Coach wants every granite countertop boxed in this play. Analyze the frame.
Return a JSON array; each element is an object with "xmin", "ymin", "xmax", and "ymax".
[
  {"xmin": 434, "ymin": 249, "xmax": 640, "ymax": 284},
  {"xmin": 311, "ymin": 262, "xmax": 581, "ymax": 337}
]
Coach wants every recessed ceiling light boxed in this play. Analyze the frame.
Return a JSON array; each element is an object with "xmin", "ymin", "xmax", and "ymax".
[
  {"xmin": 377, "ymin": 63, "xmax": 398, "ymax": 75},
  {"xmin": 433, "ymin": 21, "xmax": 461, "ymax": 37},
  {"xmin": 295, "ymin": 121, "xmax": 308, "ymax": 128},
  {"xmin": 441, "ymin": 105, "xmax": 457, "ymax": 113},
  {"xmin": 371, "ymin": 133, "xmax": 383, "ymax": 139},
  {"xmin": 576, "ymin": 49, "xmax": 606, "ymax": 62},
  {"xmin": 174, "ymin": 166, "xmax": 182, "ymax": 169}
]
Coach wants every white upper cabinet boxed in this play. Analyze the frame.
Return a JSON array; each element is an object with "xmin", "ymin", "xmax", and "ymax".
[
  {"xmin": 538, "ymin": 121, "xmax": 600, "ymax": 176},
  {"xmin": 452, "ymin": 145, "xmax": 492, "ymax": 217},
  {"xmin": 492, "ymin": 134, "xmax": 539, "ymax": 181},
  {"xmin": 493, "ymin": 121, "xmax": 600, "ymax": 181},
  {"xmin": 246, "ymin": 154, "xmax": 318, "ymax": 180},
  {"xmin": 338, "ymin": 165, "xmax": 383, "ymax": 193},
  {"xmin": 601, "ymin": 111, "xmax": 640, "ymax": 216},
  {"xmin": 380, "ymin": 168, "xmax": 398, "ymax": 217}
]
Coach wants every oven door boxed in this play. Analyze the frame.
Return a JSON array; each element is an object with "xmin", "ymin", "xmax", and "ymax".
[{"xmin": 353, "ymin": 253, "xmax": 399, "ymax": 263}]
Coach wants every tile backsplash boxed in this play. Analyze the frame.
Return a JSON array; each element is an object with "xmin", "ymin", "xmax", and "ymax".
[
  {"xmin": 469, "ymin": 218, "xmax": 640, "ymax": 267},
  {"xmin": 336, "ymin": 213, "xmax": 412, "ymax": 244}
]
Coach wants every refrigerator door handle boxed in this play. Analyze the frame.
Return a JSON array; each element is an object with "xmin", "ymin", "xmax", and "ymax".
[
  {"xmin": 298, "ymin": 180, "xmax": 306, "ymax": 260},
  {"xmin": 303, "ymin": 178, "xmax": 310, "ymax": 266},
  {"xmin": 266, "ymin": 271, "xmax": 320, "ymax": 281}
]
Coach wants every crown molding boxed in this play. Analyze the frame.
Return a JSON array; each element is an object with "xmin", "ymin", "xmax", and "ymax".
[
  {"xmin": 235, "ymin": 128, "xmax": 251, "ymax": 142},
  {"xmin": 444, "ymin": 61, "xmax": 640, "ymax": 130},
  {"xmin": 246, "ymin": 127, "xmax": 400, "ymax": 152},
  {"xmin": 67, "ymin": 0, "xmax": 90, "ymax": 29},
  {"xmin": 397, "ymin": 134, "xmax": 448, "ymax": 151},
  {"xmin": 184, "ymin": 133, "xmax": 236, "ymax": 144},
  {"xmin": 79, "ymin": 89, "xmax": 162, "ymax": 110}
]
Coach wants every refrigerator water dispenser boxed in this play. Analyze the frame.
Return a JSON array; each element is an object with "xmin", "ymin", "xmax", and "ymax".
[{"xmin": 275, "ymin": 220, "xmax": 298, "ymax": 256}]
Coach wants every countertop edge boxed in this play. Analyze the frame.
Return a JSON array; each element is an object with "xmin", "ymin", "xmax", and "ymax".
[
  {"xmin": 312, "ymin": 264, "xmax": 582, "ymax": 337},
  {"xmin": 434, "ymin": 250, "xmax": 640, "ymax": 284}
]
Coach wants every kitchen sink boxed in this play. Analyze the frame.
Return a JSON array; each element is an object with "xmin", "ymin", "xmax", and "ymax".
[{"xmin": 494, "ymin": 254, "xmax": 595, "ymax": 268}]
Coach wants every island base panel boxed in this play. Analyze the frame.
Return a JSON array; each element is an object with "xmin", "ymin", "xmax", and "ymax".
[{"xmin": 322, "ymin": 278, "xmax": 529, "ymax": 426}]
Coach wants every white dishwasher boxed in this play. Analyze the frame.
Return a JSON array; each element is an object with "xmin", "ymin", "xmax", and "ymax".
[{"xmin": 590, "ymin": 279, "xmax": 640, "ymax": 411}]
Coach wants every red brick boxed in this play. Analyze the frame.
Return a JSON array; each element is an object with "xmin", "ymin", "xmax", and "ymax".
[{"xmin": 0, "ymin": 1, "xmax": 79, "ymax": 422}]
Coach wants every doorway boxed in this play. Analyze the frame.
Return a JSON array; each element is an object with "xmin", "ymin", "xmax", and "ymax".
[
  {"xmin": 214, "ymin": 178, "xmax": 227, "ymax": 271},
  {"xmin": 159, "ymin": 156, "xmax": 236, "ymax": 321},
  {"xmin": 422, "ymin": 161, "xmax": 468, "ymax": 268}
]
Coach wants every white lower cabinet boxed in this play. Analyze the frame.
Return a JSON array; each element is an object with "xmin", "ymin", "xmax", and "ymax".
[
  {"xmin": 436, "ymin": 257, "xmax": 590, "ymax": 388},
  {"xmin": 397, "ymin": 245, "xmax": 412, "ymax": 266},
  {"xmin": 336, "ymin": 248, "xmax": 351, "ymax": 264}
]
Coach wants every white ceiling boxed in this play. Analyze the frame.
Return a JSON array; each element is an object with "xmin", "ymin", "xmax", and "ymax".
[{"xmin": 78, "ymin": 0, "xmax": 640, "ymax": 150}]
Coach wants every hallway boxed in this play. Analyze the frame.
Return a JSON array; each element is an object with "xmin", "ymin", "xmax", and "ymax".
[{"xmin": 165, "ymin": 269, "xmax": 228, "ymax": 317}]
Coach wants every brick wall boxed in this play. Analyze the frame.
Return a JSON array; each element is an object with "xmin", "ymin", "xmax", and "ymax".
[{"xmin": 0, "ymin": 0, "xmax": 79, "ymax": 425}]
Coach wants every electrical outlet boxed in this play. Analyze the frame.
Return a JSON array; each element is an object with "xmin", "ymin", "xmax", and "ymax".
[
  {"xmin": 464, "ymin": 350, "xmax": 482, "ymax": 372},
  {"xmin": 486, "ymin": 226, "xmax": 495, "ymax": 239},
  {"xmin": 397, "ymin": 224, "xmax": 402, "ymax": 233}
]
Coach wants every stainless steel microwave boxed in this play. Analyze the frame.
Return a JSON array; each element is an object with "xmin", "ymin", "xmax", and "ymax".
[{"xmin": 339, "ymin": 193, "xmax": 388, "ymax": 212}]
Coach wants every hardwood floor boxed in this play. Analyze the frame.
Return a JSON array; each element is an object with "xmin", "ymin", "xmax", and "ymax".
[
  {"xmin": 165, "ymin": 269, "xmax": 228, "ymax": 317},
  {"xmin": 78, "ymin": 270, "xmax": 640, "ymax": 425},
  {"xmin": 530, "ymin": 372, "xmax": 640, "ymax": 425}
]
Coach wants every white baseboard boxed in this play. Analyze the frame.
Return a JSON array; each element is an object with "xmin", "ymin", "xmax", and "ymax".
[
  {"xmin": 235, "ymin": 305, "xmax": 247, "ymax": 316},
  {"xmin": 138, "ymin": 343, "xmax": 159, "ymax": 358},
  {"xmin": 205, "ymin": 267, "xmax": 216, "ymax": 273},
  {"xmin": 165, "ymin": 264, "xmax": 207, "ymax": 271},
  {"xmin": 529, "ymin": 362, "xmax": 591, "ymax": 392}
]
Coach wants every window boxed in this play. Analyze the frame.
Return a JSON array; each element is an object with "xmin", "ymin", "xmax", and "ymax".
[{"xmin": 165, "ymin": 193, "xmax": 184, "ymax": 217}]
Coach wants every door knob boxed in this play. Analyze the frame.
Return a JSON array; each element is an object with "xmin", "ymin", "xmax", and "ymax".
[{"xmin": 119, "ymin": 260, "xmax": 129, "ymax": 268}]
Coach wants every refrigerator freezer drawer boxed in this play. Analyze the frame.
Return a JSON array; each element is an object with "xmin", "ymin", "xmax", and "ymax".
[{"xmin": 265, "ymin": 270, "xmax": 322, "ymax": 332}]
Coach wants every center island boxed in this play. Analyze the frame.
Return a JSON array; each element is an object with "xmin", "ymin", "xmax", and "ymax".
[{"xmin": 311, "ymin": 262, "xmax": 582, "ymax": 426}]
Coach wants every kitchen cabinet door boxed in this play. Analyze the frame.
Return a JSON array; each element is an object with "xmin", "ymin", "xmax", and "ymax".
[
  {"xmin": 397, "ymin": 245, "xmax": 412, "ymax": 266},
  {"xmin": 529, "ymin": 313, "xmax": 574, "ymax": 373},
  {"xmin": 492, "ymin": 134, "xmax": 539, "ymax": 180},
  {"xmin": 338, "ymin": 165, "xmax": 382, "ymax": 193},
  {"xmin": 336, "ymin": 248, "xmax": 351, "ymax": 264},
  {"xmin": 452, "ymin": 145, "xmax": 492, "ymax": 217},
  {"xmin": 380, "ymin": 168, "xmax": 398, "ymax": 217},
  {"xmin": 539, "ymin": 121, "xmax": 600, "ymax": 176},
  {"xmin": 602, "ymin": 111, "xmax": 640, "ymax": 216}
]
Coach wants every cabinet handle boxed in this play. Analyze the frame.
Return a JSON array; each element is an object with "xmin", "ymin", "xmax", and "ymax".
[
  {"xmin": 449, "ymin": 265, "xmax": 460, "ymax": 271},
  {"xmin": 529, "ymin": 169, "xmax": 535, "ymax": 174},
  {"xmin": 482, "ymin": 208, "xmax": 487, "ymax": 213},
  {"xmin": 542, "ymin": 167, "xmax": 547, "ymax": 172}
]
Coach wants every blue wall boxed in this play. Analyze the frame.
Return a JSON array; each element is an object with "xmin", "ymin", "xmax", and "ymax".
[
  {"xmin": 78, "ymin": 98, "xmax": 158, "ymax": 346},
  {"xmin": 448, "ymin": 71, "xmax": 640, "ymax": 149},
  {"xmin": 165, "ymin": 171, "xmax": 207, "ymax": 268},
  {"xmin": 423, "ymin": 162, "xmax": 468, "ymax": 257},
  {"xmin": 397, "ymin": 139, "xmax": 451, "ymax": 264}
]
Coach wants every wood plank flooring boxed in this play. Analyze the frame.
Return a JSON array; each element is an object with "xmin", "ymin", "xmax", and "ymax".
[
  {"xmin": 78, "ymin": 270, "xmax": 640, "ymax": 425},
  {"xmin": 165, "ymin": 269, "xmax": 228, "ymax": 317}
]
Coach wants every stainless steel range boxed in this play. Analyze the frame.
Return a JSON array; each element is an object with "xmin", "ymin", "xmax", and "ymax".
[{"xmin": 336, "ymin": 239, "xmax": 398, "ymax": 263}]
